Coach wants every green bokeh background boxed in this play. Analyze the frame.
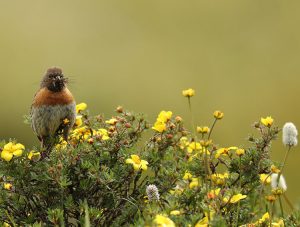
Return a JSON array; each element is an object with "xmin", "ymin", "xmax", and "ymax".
[{"xmin": 0, "ymin": 1, "xmax": 300, "ymax": 204}]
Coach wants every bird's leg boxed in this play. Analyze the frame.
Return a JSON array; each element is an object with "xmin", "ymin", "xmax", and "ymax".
[{"xmin": 40, "ymin": 136, "xmax": 53, "ymax": 159}]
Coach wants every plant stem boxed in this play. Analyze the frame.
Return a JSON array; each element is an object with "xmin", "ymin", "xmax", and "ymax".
[
  {"xmin": 279, "ymin": 196, "xmax": 284, "ymax": 217},
  {"xmin": 208, "ymin": 119, "xmax": 217, "ymax": 140},
  {"xmin": 234, "ymin": 157, "xmax": 242, "ymax": 227}
]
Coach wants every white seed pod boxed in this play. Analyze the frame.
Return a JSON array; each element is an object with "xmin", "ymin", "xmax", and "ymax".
[
  {"xmin": 146, "ymin": 184, "xmax": 160, "ymax": 201},
  {"xmin": 282, "ymin": 122, "xmax": 298, "ymax": 147},
  {"xmin": 271, "ymin": 173, "xmax": 287, "ymax": 192}
]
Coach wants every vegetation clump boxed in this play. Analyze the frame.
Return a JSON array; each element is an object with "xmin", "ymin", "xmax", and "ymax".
[{"xmin": 0, "ymin": 90, "xmax": 299, "ymax": 226}]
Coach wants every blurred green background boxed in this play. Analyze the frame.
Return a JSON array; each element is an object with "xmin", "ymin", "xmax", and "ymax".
[{"xmin": 0, "ymin": 1, "xmax": 300, "ymax": 204}]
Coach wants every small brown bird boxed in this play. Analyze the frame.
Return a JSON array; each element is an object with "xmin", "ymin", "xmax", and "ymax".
[{"xmin": 31, "ymin": 67, "xmax": 76, "ymax": 152}]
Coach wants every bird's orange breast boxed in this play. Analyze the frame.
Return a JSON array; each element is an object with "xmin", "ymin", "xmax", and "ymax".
[{"xmin": 32, "ymin": 87, "xmax": 74, "ymax": 107}]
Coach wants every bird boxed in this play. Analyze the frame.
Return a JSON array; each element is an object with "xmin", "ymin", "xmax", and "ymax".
[{"xmin": 31, "ymin": 67, "xmax": 76, "ymax": 154}]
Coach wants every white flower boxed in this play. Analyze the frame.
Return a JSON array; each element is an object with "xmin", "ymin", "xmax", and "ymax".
[
  {"xmin": 282, "ymin": 122, "xmax": 298, "ymax": 147},
  {"xmin": 271, "ymin": 173, "xmax": 287, "ymax": 192},
  {"xmin": 146, "ymin": 184, "xmax": 160, "ymax": 201}
]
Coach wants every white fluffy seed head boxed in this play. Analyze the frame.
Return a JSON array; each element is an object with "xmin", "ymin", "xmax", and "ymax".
[
  {"xmin": 146, "ymin": 184, "xmax": 160, "ymax": 201},
  {"xmin": 282, "ymin": 122, "xmax": 298, "ymax": 147},
  {"xmin": 271, "ymin": 173, "xmax": 287, "ymax": 192}
]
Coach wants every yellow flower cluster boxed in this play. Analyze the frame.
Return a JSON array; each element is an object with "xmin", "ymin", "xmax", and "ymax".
[
  {"xmin": 69, "ymin": 127, "xmax": 110, "ymax": 143},
  {"xmin": 125, "ymin": 155, "xmax": 148, "ymax": 171},
  {"xmin": 1, "ymin": 142, "xmax": 25, "ymax": 162},
  {"xmin": 152, "ymin": 111, "xmax": 172, "ymax": 133}
]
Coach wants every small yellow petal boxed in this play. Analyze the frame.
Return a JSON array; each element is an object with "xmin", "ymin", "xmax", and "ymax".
[
  {"xmin": 76, "ymin": 103, "xmax": 87, "ymax": 113},
  {"xmin": 13, "ymin": 149, "xmax": 23, "ymax": 157},
  {"xmin": 4, "ymin": 183, "xmax": 12, "ymax": 190},
  {"xmin": 125, "ymin": 159, "xmax": 135, "ymax": 164},
  {"xmin": 170, "ymin": 210, "xmax": 181, "ymax": 216},
  {"xmin": 1, "ymin": 150, "xmax": 13, "ymax": 162},
  {"xmin": 3, "ymin": 142, "xmax": 13, "ymax": 151}
]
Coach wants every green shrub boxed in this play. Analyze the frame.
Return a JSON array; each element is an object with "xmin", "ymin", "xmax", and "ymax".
[{"xmin": 0, "ymin": 90, "xmax": 299, "ymax": 226}]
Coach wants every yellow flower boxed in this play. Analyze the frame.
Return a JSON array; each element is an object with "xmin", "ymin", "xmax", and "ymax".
[
  {"xmin": 105, "ymin": 118, "xmax": 118, "ymax": 125},
  {"xmin": 125, "ymin": 155, "xmax": 148, "ymax": 171},
  {"xmin": 236, "ymin": 148, "xmax": 245, "ymax": 156},
  {"xmin": 154, "ymin": 214, "xmax": 175, "ymax": 227},
  {"xmin": 28, "ymin": 150, "xmax": 41, "ymax": 161},
  {"xmin": 95, "ymin": 128, "xmax": 110, "ymax": 140},
  {"xmin": 261, "ymin": 116, "xmax": 273, "ymax": 127},
  {"xmin": 183, "ymin": 171, "xmax": 193, "ymax": 180},
  {"xmin": 271, "ymin": 165, "xmax": 280, "ymax": 173},
  {"xmin": 4, "ymin": 183, "xmax": 12, "ymax": 190},
  {"xmin": 76, "ymin": 102, "xmax": 87, "ymax": 113},
  {"xmin": 207, "ymin": 188, "xmax": 221, "ymax": 199},
  {"xmin": 179, "ymin": 137, "xmax": 189, "ymax": 149},
  {"xmin": 152, "ymin": 120, "xmax": 166, "ymax": 133},
  {"xmin": 63, "ymin": 118, "xmax": 70, "ymax": 125},
  {"xmin": 260, "ymin": 174, "xmax": 271, "ymax": 185},
  {"xmin": 257, "ymin": 212, "xmax": 270, "ymax": 224},
  {"xmin": 189, "ymin": 178, "xmax": 199, "ymax": 189},
  {"xmin": 213, "ymin": 110, "xmax": 224, "ymax": 119},
  {"xmin": 197, "ymin": 126, "xmax": 210, "ymax": 134},
  {"xmin": 187, "ymin": 142, "xmax": 201, "ymax": 153},
  {"xmin": 195, "ymin": 216, "xmax": 208, "ymax": 227},
  {"xmin": 210, "ymin": 173, "xmax": 229, "ymax": 185},
  {"xmin": 158, "ymin": 111, "xmax": 173, "ymax": 122},
  {"xmin": 74, "ymin": 115, "xmax": 83, "ymax": 127},
  {"xmin": 170, "ymin": 210, "xmax": 181, "ymax": 216},
  {"xmin": 56, "ymin": 139, "xmax": 68, "ymax": 150},
  {"xmin": 223, "ymin": 193, "xmax": 247, "ymax": 204},
  {"xmin": 152, "ymin": 111, "xmax": 172, "ymax": 132},
  {"xmin": 1, "ymin": 142, "xmax": 25, "ymax": 162},
  {"xmin": 215, "ymin": 147, "xmax": 238, "ymax": 158},
  {"xmin": 182, "ymin": 88, "xmax": 195, "ymax": 97},
  {"xmin": 272, "ymin": 219, "xmax": 284, "ymax": 227}
]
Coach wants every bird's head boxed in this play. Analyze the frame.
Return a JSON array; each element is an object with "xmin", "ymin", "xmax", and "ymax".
[{"xmin": 40, "ymin": 67, "xmax": 68, "ymax": 92}]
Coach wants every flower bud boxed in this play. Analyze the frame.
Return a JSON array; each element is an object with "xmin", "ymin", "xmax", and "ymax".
[
  {"xmin": 166, "ymin": 134, "xmax": 173, "ymax": 140},
  {"xmin": 175, "ymin": 116, "xmax": 183, "ymax": 123},
  {"xmin": 116, "ymin": 106, "xmax": 123, "ymax": 113},
  {"xmin": 88, "ymin": 138, "xmax": 94, "ymax": 144}
]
